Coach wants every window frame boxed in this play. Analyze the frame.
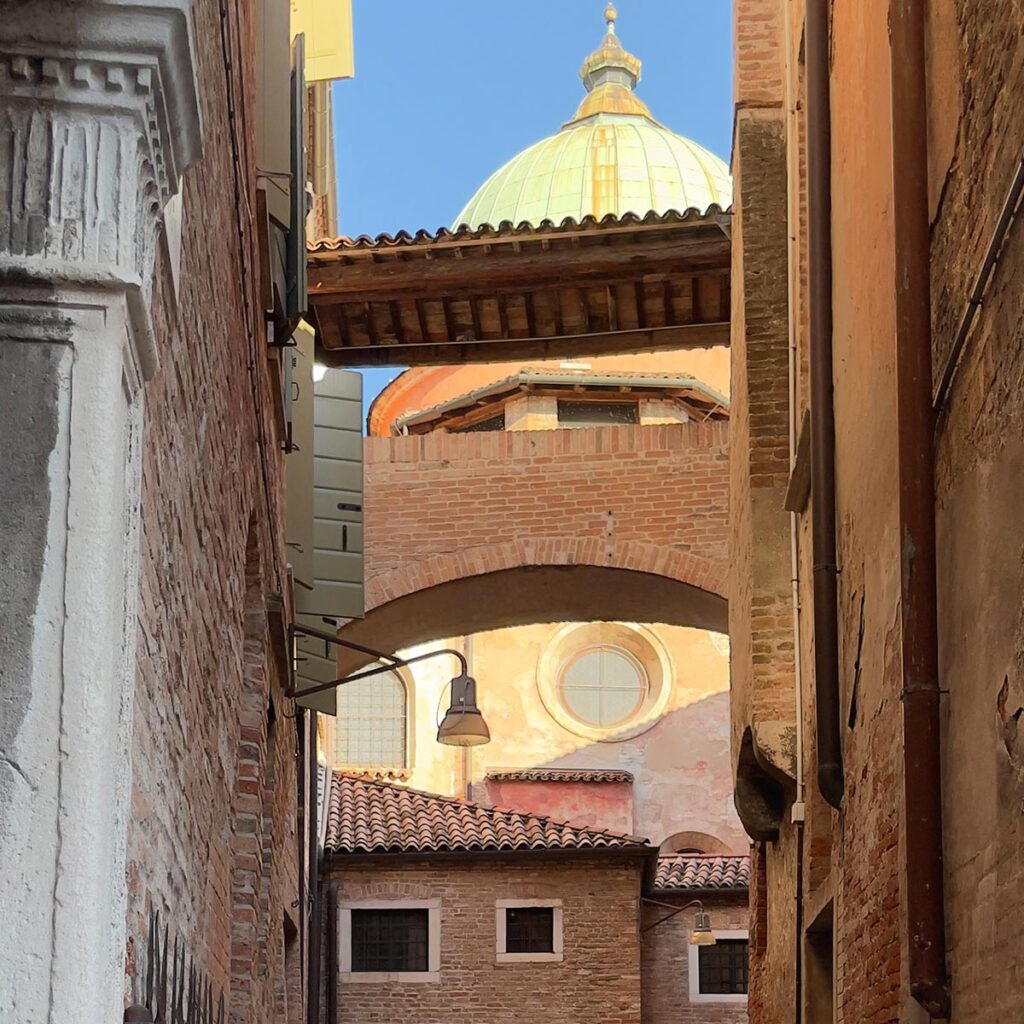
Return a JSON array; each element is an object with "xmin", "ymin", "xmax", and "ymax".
[
  {"xmin": 687, "ymin": 929, "xmax": 749, "ymax": 1004},
  {"xmin": 495, "ymin": 899, "xmax": 564, "ymax": 964},
  {"xmin": 339, "ymin": 899, "xmax": 441, "ymax": 983},
  {"xmin": 557, "ymin": 644, "xmax": 650, "ymax": 730}
]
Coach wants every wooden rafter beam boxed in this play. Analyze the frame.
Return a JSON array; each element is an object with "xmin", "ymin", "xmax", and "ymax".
[{"xmin": 318, "ymin": 322, "xmax": 729, "ymax": 368}]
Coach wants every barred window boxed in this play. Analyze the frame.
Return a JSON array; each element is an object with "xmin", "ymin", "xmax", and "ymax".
[
  {"xmin": 504, "ymin": 907, "xmax": 554, "ymax": 954},
  {"xmin": 351, "ymin": 909, "xmax": 429, "ymax": 973},
  {"xmin": 334, "ymin": 666, "xmax": 406, "ymax": 768},
  {"xmin": 698, "ymin": 939, "xmax": 749, "ymax": 995}
]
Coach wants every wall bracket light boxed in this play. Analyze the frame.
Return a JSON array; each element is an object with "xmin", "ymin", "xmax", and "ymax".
[{"xmin": 285, "ymin": 622, "xmax": 491, "ymax": 747}]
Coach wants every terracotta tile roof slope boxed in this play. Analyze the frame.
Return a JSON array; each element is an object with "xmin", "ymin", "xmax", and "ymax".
[
  {"xmin": 308, "ymin": 205, "xmax": 730, "ymax": 254},
  {"xmin": 325, "ymin": 772, "xmax": 650, "ymax": 856},
  {"xmin": 654, "ymin": 854, "xmax": 750, "ymax": 892},
  {"xmin": 486, "ymin": 768, "xmax": 634, "ymax": 784}
]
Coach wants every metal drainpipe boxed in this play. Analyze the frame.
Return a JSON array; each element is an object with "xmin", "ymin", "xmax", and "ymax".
[
  {"xmin": 326, "ymin": 882, "xmax": 339, "ymax": 1024},
  {"xmin": 783, "ymin": 3, "xmax": 807, "ymax": 1018},
  {"xmin": 306, "ymin": 710, "xmax": 322, "ymax": 1024},
  {"xmin": 806, "ymin": 0, "xmax": 844, "ymax": 810},
  {"xmin": 888, "ymin": 1, "xmax": 950, "ymax": 1016}
]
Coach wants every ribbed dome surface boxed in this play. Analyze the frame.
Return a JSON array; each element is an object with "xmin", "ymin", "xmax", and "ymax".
[
  {"xmin": 454, "ymin": 8, "xmax": 731, "ymax": 229},
  {"xmin": 456, "ymin": 118, "xmax": 731, "ymax": 230}
]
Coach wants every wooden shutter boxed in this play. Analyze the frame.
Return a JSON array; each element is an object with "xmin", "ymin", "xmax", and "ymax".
[
  {"xmin": 287, "ymin": 33, "xmax": 308, "ymax": 321},
  {"xmin": 285, "ymin": 320, "xmax": 315, "ymax": 587},
  {"xmin": 293, "ymin": 368, "xmax": 364, "ymax": 714},
  {"xmin": 290, "ymin": 0, "xmax": 355, "ymax": 82},
  {"xmin": 257, "ymin": 0, "xmax": 291, "ymax": 227}
]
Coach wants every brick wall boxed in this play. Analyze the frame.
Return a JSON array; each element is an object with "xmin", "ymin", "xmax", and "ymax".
[
  {"xmin": 641, "ymin": 893, "xmax": 749, "ymax": 1024},
  {"xmin": 123, "ymin": 0, "xmax": 299, "ymax": 1014},
  {"xmin": 363, "ymin": 422, "xmax": 729, "ymax": 609},
  {"xmin": 324, "ymin": 856, "xmax": 644, "ymax": 1024},
  {"xmin": 928, "ymin": 1, "xmax": 1024, "ymax": 1020}
]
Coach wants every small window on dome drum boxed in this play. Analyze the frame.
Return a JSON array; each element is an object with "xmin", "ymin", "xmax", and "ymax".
[
  {"xmin": 454, "ymin": 412, "xmax": 505, "ymax": 433},
  {"xmin": 557, "ymin": 401, "xmax": 638, "ymax": 427}
]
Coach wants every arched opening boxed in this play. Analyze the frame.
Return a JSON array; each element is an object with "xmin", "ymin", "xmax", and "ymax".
[
  {"xmin": 659, "ymin": 830, "xmax": 734, "ymax": 856},
  {"xmin": 336, "ymin": 565, "xmax": 727, "ymax": 676}
]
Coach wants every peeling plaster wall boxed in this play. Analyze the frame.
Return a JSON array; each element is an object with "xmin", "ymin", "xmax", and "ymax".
[{"xmin": 326, "ymin": 623, "xmax": 747, "ymax": 853}]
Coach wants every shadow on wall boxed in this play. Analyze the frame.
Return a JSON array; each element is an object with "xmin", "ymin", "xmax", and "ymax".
[{"xmin": 484, "ymin": 693, "xmax": 747, "ymax": 853}]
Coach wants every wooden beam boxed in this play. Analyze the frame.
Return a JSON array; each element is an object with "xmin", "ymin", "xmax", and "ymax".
[
  {"xmin": 317, "ymin": 322, "xmax": 730, "ymax": 368},
  {"xmin": 308, "ymin": 232, "xmax": 729, "ymax": 298}
]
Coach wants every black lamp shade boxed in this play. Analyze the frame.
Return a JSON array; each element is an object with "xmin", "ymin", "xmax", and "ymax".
[{"xmin": 437, "ymin": 674, "xmax": 491, "ymax": 747}]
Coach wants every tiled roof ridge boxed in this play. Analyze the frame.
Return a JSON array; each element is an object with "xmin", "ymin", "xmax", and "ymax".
[
  {"xmin": 327, "ymin": 771, "xmax": 651, "ymax": 854},
  {"xmin": 485, "ymin": 768, "xmax": 635, "ymax": 784},
  {"xmin": 653, "ymin": 852, "xmax": 750, "ymax": 892},
  {"xmin": 308, "ymin": 205, "xmax": 731, "ymax": 254}
]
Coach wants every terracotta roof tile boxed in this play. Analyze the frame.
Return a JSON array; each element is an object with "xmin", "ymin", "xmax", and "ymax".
[
  {"xmin": 486, "ymin": 768, "xmax": 634, "ymax": 784},
  {"xmin": 308, "ymin": 206, "xmax": 730, "ymax": 254},
  {"xmin": 325, "ymin": 772, "xmax": 649, "ymax": 856},
  {"xmin": 654, "ymin": 854, "xmax": 750, "ymax": 892}
]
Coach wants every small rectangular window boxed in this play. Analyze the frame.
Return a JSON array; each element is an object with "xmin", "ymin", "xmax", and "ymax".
[
  {"xmin": 698, "ymin": 939, "xmax": 749, "ymax": 995},
  {"xmin": 504, "ymin": 907, "xmax": 555, "ymax": 954},
  {"xmin": 557, "ymin": 400, "xmax": 639, "ymax": 427},
  {"xmin": 350, "ymin": 908, "xmax": 429, "ymax": 973},
  {"xmin": 455, "ymin": 412, "xmax": 505, "ymax": 433}
]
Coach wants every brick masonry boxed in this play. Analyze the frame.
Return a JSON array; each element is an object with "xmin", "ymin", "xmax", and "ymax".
[
  {"xmin": 363, "ymin": 422, "xmax": 729, "ymax": 610},
  {"xmin": 641, "ymin": 892, "xmax": 749, "ymax": 1024},
  {"xmin": 122, "ymin": 0, "xmax": 300, "ymax": 1016},
  {"xmin": 324, "ymin": 856, "xmax": 645, "ymax": 1024},
  {"xmin": 732, "ymin": 0, "xmax": 1024, "ymax": 1021}
]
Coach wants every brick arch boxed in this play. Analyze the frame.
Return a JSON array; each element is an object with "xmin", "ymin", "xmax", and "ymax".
[{"xmin": 365, "ymin": 537, "xmax": 727, "ymax": 613}]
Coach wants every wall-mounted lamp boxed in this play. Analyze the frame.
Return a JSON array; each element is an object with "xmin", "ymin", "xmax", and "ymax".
[
  {"xmin": 640, "ymin": 897, "xmax": 717, "ymax": 945},
  {"xmin": 690, "ymin": 910, "xmax": 716, "ymax": 946},
  {"xmin": 437, "ymin": 673, "xmax": 490, "ymax": 747},
  {"xmin": 286, "ymin": 623, "xmax": 491, "ymax": 748}
]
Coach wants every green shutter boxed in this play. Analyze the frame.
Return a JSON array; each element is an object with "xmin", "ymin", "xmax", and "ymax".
[{"xmin": 293, "ymin": 368, "xmax": 364, "ymax": 715}]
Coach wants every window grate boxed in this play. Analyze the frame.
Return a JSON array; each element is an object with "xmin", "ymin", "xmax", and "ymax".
[
  {"xmin": 350, "ymin": 909, "xmax": 429, "ymax": 973},
  {"xmin": 505, "ymin": 907, "xmax": 554, "ymax": 954},
  {"xmin": 698, "ymin": 939, "xmax": 749, "ymax": 995}
]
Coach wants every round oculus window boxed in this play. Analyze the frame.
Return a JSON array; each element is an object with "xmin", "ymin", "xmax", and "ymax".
[{"xmin": 557, "ymin": 647, "xmax": 649, "ymax": 729}]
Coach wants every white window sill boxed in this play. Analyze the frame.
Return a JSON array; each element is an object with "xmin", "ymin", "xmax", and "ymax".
[
  {"xmin": 341, "ymin": 971, "xmax": 441, "ymax": 984},
  {"xmin": 496, "ymin": 951, "xmax": 564, "ymax": 965},
  {"xmin": 689, "ymin": 993, "xmax": 748, "ymax": 1005}
]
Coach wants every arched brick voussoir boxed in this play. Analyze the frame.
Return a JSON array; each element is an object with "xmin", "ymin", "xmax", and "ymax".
[{"xmin": 364, "ymin": 537, "xmax": 727, "ymax": 614}]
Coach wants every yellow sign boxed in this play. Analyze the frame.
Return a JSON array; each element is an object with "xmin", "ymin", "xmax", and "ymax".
[{"xmin": 290, "ymin": 0, "xmax": 354, "ymax": 81}]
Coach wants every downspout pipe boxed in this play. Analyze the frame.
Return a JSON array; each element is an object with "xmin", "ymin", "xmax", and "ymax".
[
  {"xmin": 783, "ymin": 7, "xmax": 807, "ymax": 1022},
  {"xmin": 806, "ymin": 0, "xmax": 845, "ymax": 809},
  {"xmin": 306, "ymin": 711, "xmax": 323, "ymax": 1024},
  {"xmin": 888, "ymin": 1, "xmax": 950, "ymax": 1016}
]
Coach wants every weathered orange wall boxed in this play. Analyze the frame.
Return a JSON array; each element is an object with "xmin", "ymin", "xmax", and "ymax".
[{"xmin": 485, "ymin": 779, "xmax": 635, "ymax": 836}]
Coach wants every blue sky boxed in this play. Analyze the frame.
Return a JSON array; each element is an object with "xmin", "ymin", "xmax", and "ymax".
[{"xmin": 330, "ymin": 0, "xmax": 734, "ymax": 425}]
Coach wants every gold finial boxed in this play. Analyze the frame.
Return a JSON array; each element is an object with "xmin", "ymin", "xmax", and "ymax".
[{"xmin": 605, "ymin": 3, "xmax": 617, "ymax": 33}]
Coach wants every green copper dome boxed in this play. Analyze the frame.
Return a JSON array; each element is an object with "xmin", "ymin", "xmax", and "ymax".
[{"xmin": 454, "ymin": 6, "xmax": 732, "ymax": 230}]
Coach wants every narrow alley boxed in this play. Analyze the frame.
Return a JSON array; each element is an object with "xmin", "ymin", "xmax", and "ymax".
[{"xmin": 0, "ymin": 2, "xmax": 1022, "ymax": 1023}]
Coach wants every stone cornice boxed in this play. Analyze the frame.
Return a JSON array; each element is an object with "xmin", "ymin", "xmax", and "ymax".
[{"xmin": 0, "ymin": 0, "xmax": 204, "ymax": 378}]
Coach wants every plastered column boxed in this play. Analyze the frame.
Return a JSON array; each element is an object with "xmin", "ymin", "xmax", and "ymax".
[{"xmin": 0, "ymin": 4, "xmax": 201, "ymax": 1020}]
